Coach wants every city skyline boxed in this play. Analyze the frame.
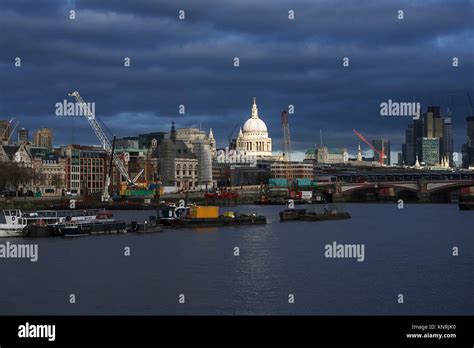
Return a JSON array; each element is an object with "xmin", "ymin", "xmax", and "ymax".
[
  {"xmin": 1, "ymin": 0, "xmax": 473, "ymax": 157},
  {"xmin": 0, "ymin": 102, "xmax": 469, "ymax": 165},
  {"xmin": 0, "ymin": 2, "xmax": 473, "ymax": 340}
]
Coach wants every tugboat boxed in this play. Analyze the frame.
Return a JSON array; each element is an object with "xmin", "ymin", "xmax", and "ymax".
[
  {"xmin": 279, "ymin": 204, "xmax": 351, "ymax": 222},
  {"xmin": 157, "ymin": 203, "xmax": 191, "ymax": 225},
  {"xmin": 158, "ymin": 204, "xmax": 266, "ymax": 227},
  {"xmin": 129, "ymin": 216, "xmax": 164, "ymax": 233}
]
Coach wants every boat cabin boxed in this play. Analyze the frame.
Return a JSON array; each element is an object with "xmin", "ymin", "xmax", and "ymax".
[
  {"xmin": 158, "ymin": 204, "xmax": 190, "ymax": 220},
  {"xmin": 2, "ymin": 210, "xmax": 27, "ymax": 227}
]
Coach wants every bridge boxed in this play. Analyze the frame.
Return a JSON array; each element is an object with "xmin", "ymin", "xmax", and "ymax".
[
  {"xmin": 315, "ymin": 171, "xmax": 474, "ymax": 202},
  {"xmin": 337, "ymin": 180, "xmax": 474, "ymax": 194}
]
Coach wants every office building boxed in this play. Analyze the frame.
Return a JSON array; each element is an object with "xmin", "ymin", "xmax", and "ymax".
[
  {"xmin": 17, "ymin": 128, "xmax": 29, "ymax": 144},
  {"xmin": 418, "ymin": 137, "xmax": 440, "ymax": 166},
  {"xmin": 443, "ymin": 118, "xmax": 453, "ymax": 166},
  {"xmin": 312, "ymin": 146, "xmax": 348, "ymax": 164},
  {"xmin": 33, "ymin": 127, "xmax": 53, "ymax": 148},
  {"xmin": 462, "ymin": 116, "xmax": 474, "ymax": 168},
  {"xmin": 402, "ymin": 106, "xmax": 451, "ymax": 167}
]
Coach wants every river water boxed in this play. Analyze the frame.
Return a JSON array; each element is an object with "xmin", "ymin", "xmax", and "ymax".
[{"xmin": 0, "ymin": 204, "xmax": 472, "ymax": 315}]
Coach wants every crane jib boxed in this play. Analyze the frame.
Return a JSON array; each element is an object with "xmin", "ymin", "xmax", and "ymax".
[{"xmin": 68, "ymin": 91, "xmax": 136, "ymax": 185}]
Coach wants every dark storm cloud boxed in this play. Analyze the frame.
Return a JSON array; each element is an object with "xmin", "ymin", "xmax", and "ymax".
[{"xmin": 0, "ymin": 0, "xmax": 473, "ymax": 156}]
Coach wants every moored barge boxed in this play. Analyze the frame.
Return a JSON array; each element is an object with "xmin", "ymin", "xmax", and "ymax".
[
  {"xmin": 279, "ymin": 204, "xmax": 351, "ymax": 222},
  {"xmin": 23, "ymin": 211, "xmax": 126, "ymax": 237},
  {"xmin": 459, "ymin": 201, "xmax": 474, "ymax": 210},
  {"xmin": 162, "ymin": 214, "xmax": 267, "ymax": 227},
  {"xmin": 158, "ymin": 204, "xmax": 266, "ymax": 227}
]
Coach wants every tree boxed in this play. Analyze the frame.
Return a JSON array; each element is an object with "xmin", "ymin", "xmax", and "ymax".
[
  {"xmin": 51, "ymin": 173, "xmax": 64, "ymax": 195},
  {"xmin": 31, "ymin": 169, "xmax": 45, "ymax": 193},
  {"xmin": 0, "ymin": 162, "xmax": 34, "ymax": 196}
]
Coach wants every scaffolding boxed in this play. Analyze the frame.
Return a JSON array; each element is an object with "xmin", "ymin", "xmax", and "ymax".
[
  {"xmin": 194, "ymin": 139, "xmax": 213, "ymax": 185},
  {"xmin": 158, "ymin": 136, "xmax": 176, "ymax": 186}
]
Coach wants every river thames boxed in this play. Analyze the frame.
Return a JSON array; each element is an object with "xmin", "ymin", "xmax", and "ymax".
[{"xmin": 0, "ymin": 204, "xmax": 472, "ymax": 315}]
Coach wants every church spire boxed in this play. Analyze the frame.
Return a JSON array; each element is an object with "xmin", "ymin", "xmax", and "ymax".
[
  {"xmin": 209, "ymin": 128, "xmax": 214, "ymax": 139},
  {"xmin": 170, "ymin": 121, "xmax": 176, "ymax": 142},
  {"xmin": 251, "ymin": 97, "xmax": 259, "ymax": 119}
]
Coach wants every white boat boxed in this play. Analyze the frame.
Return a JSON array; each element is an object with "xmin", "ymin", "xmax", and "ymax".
[
  {"xmin": 22, "ymin": 209, "xmax": 106, "ymax": 237},
  {"xmin": 0, "ymin": 210, "xmax": 27, "ymax": 238},
  {"xmin": 23, "ymin": 209, "xmax": 102, "ymax": 224},
  {"xmin": 0, "ymin": 209, "xmax": 103, "ymax": 238}
]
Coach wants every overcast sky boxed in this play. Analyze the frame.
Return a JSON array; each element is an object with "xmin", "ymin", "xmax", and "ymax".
[{"xmin": 1, "ymin": 0, "xmax": 473, "ymax": 159}]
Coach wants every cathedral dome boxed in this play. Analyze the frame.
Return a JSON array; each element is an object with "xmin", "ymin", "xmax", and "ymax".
[
  {"xmin": 243, "ymin": 117, "xmax": 267, "ymax": 133},
  {"xmin": 242, "ymin": 97, "xmax": 268, "ymax": 134}
]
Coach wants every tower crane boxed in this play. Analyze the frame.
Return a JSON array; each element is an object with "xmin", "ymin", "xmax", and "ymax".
[
  {"xmin": 7, "ymin": 121, "xmax": 20, "ymax": 143},
  {"xmin": 281, "ymin": 110, "xmax": 293, "ymax": 179},
  {"xmin": 1, "ymin": 118, "xmax": 14, "ymax": 142},
  {"xmin": 68, "ymin": 91, "xmax": 144, "ymax": 201},
  {"xmin": 104, "ymin": 135, "xmax": 117, "ymax": 202},
  {"xmin": 227, "ymin": 123, "xmax": 240, "ymax": 148},
  {"xmin": 352, "ymin": 129, "xmax": 385, "ymax": 166}
]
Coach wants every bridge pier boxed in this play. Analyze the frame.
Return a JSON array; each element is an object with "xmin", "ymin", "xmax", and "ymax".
[
  {"xmin": 416, "ymin": 192, "xmax": 431, "ymax": 203},
  {"xmin": 415, "ymin": 179, "xmax": 429, "ymax": 203},
  {"xmin": 375, "ymin": 187, "xmax": 397, "ymax": 201},
  {"xmin": 332, "ymin": 182, "xmax": 351, "ymax": 202},
  {"xmin": 459, "ymin": 186, "xmax": 474, "ymax": 201}
]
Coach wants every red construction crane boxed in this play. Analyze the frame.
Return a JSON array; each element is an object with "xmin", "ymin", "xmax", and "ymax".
[
  {"xmin": 352, "ymin": 129, "xmax": 385, "ymax": 166},
  {"xmin": 281, "ymin": 110, "xmax": 293, "ymax": 179}
]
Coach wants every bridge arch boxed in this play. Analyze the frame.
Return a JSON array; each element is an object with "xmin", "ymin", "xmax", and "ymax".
[{"xmin": 426, "ymin": 181, "xmax": 474, "ymax": 193}]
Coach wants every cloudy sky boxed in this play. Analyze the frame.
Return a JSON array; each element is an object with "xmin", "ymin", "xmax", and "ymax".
[{"xmin": 1, "ymin": 0, "xmax": 473, "ymax": 159}]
